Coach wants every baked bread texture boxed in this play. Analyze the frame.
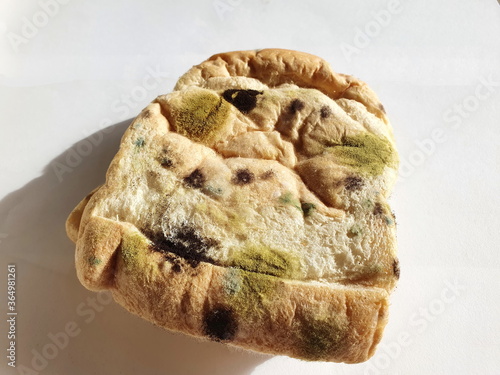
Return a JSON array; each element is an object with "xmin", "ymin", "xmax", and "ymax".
[{"xmin": 66, "ymin": 49, "xmax": 399, "ymax": 363}]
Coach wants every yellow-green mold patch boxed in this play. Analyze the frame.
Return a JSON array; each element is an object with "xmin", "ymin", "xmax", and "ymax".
[
  {"xmin": 222, "ymin": 268, "xmax": 281, "ymax": 322},
  {"xmin": 228, "ymin": 244, "xmax": 301, "ymax": 278},
  {"xmin": 296, "ymin": 315, "xmax": 348, "ymax": 361},
  {"xmin": 327, "ymin": 133, "xmax": 397, "ymax": 176},
  {"xmin": 120, "ymin": 232, "xmax": 159, "ymax": 282},
  {"xmin": 172, "ymin": 89, "xmax": 231, "ymax": 142},
  {"xmin": 347, "ymin": 224, "xmax": 363, "ymax": 238},
  {"xmin": 222, "ymin": 245, "xmax": 301, "ymax": 322}
]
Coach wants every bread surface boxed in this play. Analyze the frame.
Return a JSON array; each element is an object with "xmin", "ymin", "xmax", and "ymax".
[{"xmin": 67, "ymin": 49, "xmax": 399, "ymax": 363}]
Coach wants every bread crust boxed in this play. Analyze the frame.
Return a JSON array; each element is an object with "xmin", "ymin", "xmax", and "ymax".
[
  {"xmin": 73, "ymin": 216, "xmax": 389, "ymax": 363},
  {"xmin": 67, "ymin": 49, "xmax": 398, "ymax": 363},
  {"xmin": 175, "ymin": 49, "xmax": 389, "ymax": 124}
]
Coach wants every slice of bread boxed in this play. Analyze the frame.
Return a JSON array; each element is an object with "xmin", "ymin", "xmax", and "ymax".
[{"xmin": 66, "ymin": 49, "xmax": 399, "ymax": 363}]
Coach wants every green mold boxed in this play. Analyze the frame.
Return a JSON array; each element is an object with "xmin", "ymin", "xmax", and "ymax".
[
  {"xmin": 134, "ymin": 137, "xmax": 145, "ymax": 147},
  {"xmin": 279, "ymin": 193, "xmax": 316, "ymax": 217},
  {"xmin": 279, "ymin": 192, "xmax": 302, "ymax": 212},
  {"xmin": 172, "ymin": 89, "xmax": 231, "ymax": 142},
  {"xmin": 362, "ymin": 199, "xmax": 375, "ymax": 211},
  {"xmin": 348, "ymin": 224, "xmax": 363, "ymax": 238},
  {"xmin": 221, "ymin": 245, "xmax": 301, "ymax": 322},
  {"xmin": 223, "ymin": 268, "xmax": 242, "ymax": 296},
  {"xmin": 121, "ymin": 234, "xmax": 142, "ymax": 267},
  {"xmin": 120, "ymin": 232, "xmax": 158, "ymax": 282},
  {"xmin": 300, "ymin": 202, "xmax": 316, "ymax": 217},
  {"xmin": 327, "ymin": 133, "xmax": 397, "ymax": 176},
  {"xmin": 88, "ymin": 256, "xmax": 102, "ymax": 266},
  {"xmin": 367, "ymin": 263, "xmax": 383, "ymax": 275},
  {"xmin": 204, "ymin": 185, "xmax": 224, "ymax": 196},
  {"xmin": 228, "ymin": 244, "xmax": 301, "ymax": 279},
  {"xmin": 223, "ymin": 268, "xmax": 279, "ymax": 321},
  {"xmin": 297, "ymin": 316, "xmax": 347, "ymax": 360},
  {"xmin": 384, "ymin": 216, "xmax": 394, "ymax": 225}
]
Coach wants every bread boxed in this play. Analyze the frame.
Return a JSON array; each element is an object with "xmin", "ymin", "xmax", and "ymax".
[{"xmin": 66, "ymin": 49, "xmax": 399, "ymax": 363}]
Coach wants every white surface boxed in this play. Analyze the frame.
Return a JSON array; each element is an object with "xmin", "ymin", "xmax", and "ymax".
[{"xmin": 1, "ymin": 0, "xmax": 499, "ymax": 374}]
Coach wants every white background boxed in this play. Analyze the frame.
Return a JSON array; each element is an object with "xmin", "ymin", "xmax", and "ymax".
[{"xmin": 1, "ymin": 0, "xmax": 499, "ymax": 374}]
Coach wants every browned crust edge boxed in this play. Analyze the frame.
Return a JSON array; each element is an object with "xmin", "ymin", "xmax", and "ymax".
[
  {"xmin": 71, "ymin": 215, "xmax": 389, "ymax": 363},
  {"xmin": 174, "ymin": 49, "xmax": 388, "ymax": 123}
]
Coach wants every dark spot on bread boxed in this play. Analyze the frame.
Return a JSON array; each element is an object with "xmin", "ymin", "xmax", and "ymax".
[
  {"xmin": 143, "ymin": 225, "xmax": 218, "ymax": 268},
  {"xmin": 379, "ymin": 103, "xmax": 386, "ymax": 114},
  {"xmin": 232, "ymin": 168, "xmax": 255, "ymax": 185},
  {"xmin": 183, "ymin": 169, "xmax": 206, "ymax": 189},
  {"xmin": 393, "ymin": 258, "xmax": 400, "ymax": 279},
  {"xmin": 300, "ymin": 202, "xmax": 316, "ymax": 217},
  {"xmin": 161, "ymin": 253, "xmax": 183, "ymax": 273},
  {"xmin": 171, "ymin": 262, "xmax": 182, "ymax": 273},
  {"xmin": 203, "ymin": 306, "xmax": 237, "ymax": 341},
  {"xmin": 259, "ymin": 170, "xmax": 275, "ymax": 180},
  {"xmin": 289, "ymin": 99, "xmax": 305, "ymax": 114},
  {"xmin": 373, "ymin": 202, "xmax": 384, "ymax": 216},
  {"xmin": 143, "ymin": 109, "xmax": 152, "ymax": 118},
  {"xmin": 344, "ymin": 176, "xmax": 364, "ymax": 191},
  {"xmin": 320, "ymin": 106, "xmax": 332, "ymax": 118},
  {"xmin": 222, "ymin": 89, "xmax": 262, "ymax": 113},
  {"xmin": 160, "ymin": 157, "xmax": 173, "ymax": 168}
]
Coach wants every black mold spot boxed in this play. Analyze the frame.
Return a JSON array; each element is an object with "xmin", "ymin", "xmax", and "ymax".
[
  {"xmin": 289, "ymin": 99, "xmax": 305, "ymax": 114},
  {"xmin": 344, "ymin": 176, "xmax": 364, "ymax": 191},
  {"xmin": 203, "ymin": 306, "xmax": 237, "ymax": 341},
  {"xmin": 232, "ymin": 168, "xmax": 255, "ymax": 185},
  {"xmin": 184, "ymin": 169, "xmax": 206, "ymax": 189},
  {"xmin": 161, "ymin": 252, "xmax": 183, "ymax": 273},
  {"xmin": 373, "ymin": 202, "xmax": 384, "ymax": 216},
  {"xmin": 143, "ymin": 225, "xmax": 218, "ymax": 268},
  {"xmin": 143, "ymin": 109, "xmax": 152, "ymax": 118},
  {"xmin": 171, "ymin": 262, "xmax": 182, "ymax": 273},
  {"xmin": 300, "ymin": 202, "xmax": 316, "ymax": 217},
  {"xmin": 320, "ymin": 106, "xmax": 332, "ymax": 119},
  {"xmin": 393, "ymin": 259, "xmax": 400, "ymax": 279},
  {"xmin": 222, "ymin": 89, "xmax": 262, "ymax": 113},
  {"xmin": 260, "ymin": 170, "xmax": 275, "ymax": 180},
  {"xmin": 160, "ymin": 157, "xmax": 173, "ymax": 168}
]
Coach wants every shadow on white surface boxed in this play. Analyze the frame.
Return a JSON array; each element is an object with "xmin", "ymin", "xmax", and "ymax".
[{"xmin": 0, "ymin": 121, "xmax": 270, "ymax": 375}]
